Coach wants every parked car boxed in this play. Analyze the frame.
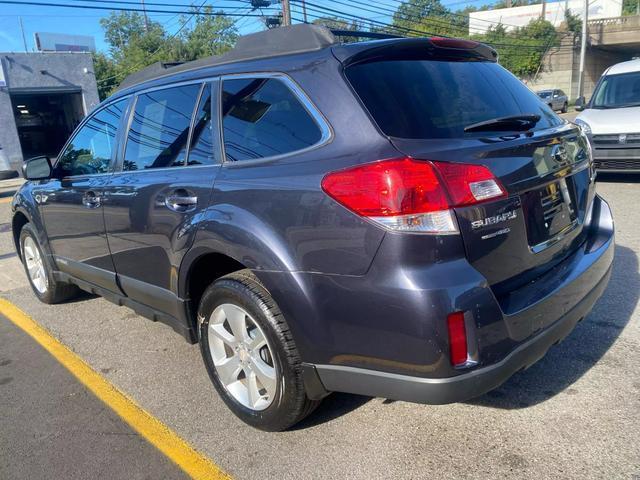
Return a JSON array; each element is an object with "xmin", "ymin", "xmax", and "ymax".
[
  {"xmin": 11, "ymin": 25, "xmax": 614, "ymax": 431},
  {"xmin": 0, "ymin": 145, "xmax": 18, "ymax": 180},
  {"xmin": 537, "ymin": 89, "xmax": 569, "ymax": 113},
  {"xmin": 574, "ymin": 58, "xmax": 640, "ymax": 172}
]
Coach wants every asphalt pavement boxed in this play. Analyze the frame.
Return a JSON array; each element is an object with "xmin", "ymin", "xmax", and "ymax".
[
  {"xmin": 0, "ymin": 175, "xmax": 638, "ymax": 480},
  {"xmin": 0, "ymin": 313, "xmax": 188, "ymax": 480}
]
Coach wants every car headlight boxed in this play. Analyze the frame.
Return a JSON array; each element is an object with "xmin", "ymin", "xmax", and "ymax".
[{"xmin": 574, "ymin": 119, "xmax": 592, "ymax": 135}]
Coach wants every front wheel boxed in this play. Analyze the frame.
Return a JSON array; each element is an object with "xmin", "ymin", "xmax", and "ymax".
[
  {"xmin": 19, "ymin": 223, "xmax": 78, "ymax": 304},
  {"xmin": 198, "ymin": 270, "xmax": 320, "ymax": 431},
  {"xmin": 561, "ymin": 102, "xmax": 568, "ymax": 113}
]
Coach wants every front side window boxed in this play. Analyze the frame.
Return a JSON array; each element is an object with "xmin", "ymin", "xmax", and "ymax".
[
  {"xmin": 124, "ymin": 84, "xmax": 201, "ymax": 171},
  {"xmin": 221, "ymin": 77, "xmax": 323, "ymax": 162},
  {"xmin": 57, "ymin": 98, "xmax": 128, "ymax": 176}
]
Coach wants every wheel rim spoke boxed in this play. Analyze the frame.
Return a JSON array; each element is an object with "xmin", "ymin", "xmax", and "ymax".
[
  {"xmin": 247, "ymin": 372, "xmax": 262, "ymax": 408},
  {"xmin": 223, "ymin": 304, "xmax": 248, "ymax": 342},
  {"xmin": 209, "ymin": 323, "xmax": 236, "ymax": 348},
  {"xmin": 215, "ymin": 355, "xmax": 241, "ymax": 385},
  {"xmin": 251, "ymin": 355, "xmax": 276, "ymax": 395},
  {"xmin": 247, "ymin": 329, "xmax": 267, "ymax": 351}
]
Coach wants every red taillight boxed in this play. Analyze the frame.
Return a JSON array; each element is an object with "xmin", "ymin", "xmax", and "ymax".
[
  {"xmin": 447, "ymin": 312, "xmax": 468, "ymax": 366},
  {"xmin": 320, "ymin": 158, "xmax": 448, "ymax": 217},
  {"xmin": 321, "ymin": 158, "xmax": 505, "ymax": 233},
  {"xmin": 430, "ymin": 37, "xmax": 480, "ymax": 49},
  {"xmin": 432, "ymin": 162, "xmax": 507, "ymax": 207}
]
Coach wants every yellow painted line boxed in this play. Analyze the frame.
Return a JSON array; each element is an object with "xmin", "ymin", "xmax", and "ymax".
[
  {"xmin": 0, "ymin": 197, "xmax": 13, "ymax": 204},
  {"xmin": 0, "ymin": 298, "xmax": 231, "ymax": 480}
]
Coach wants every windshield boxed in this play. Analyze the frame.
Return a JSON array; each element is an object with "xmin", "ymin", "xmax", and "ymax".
[
  {"xmin": 345, "ymin": 60, "xmax": 561, "ymax": 139},
  {"xmin": 538, "ymin": 91, "xmax": 552, "ymax": 98},
  {"xmin": 592, "ymin": 71, "xmax": 640, "ymax": 109}
]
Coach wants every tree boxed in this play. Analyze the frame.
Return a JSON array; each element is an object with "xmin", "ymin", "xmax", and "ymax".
[
  {"xmin": 622, "ymin": 0, "xmax": 640, "ymax": 15},
  {"xmin": 94, "ymin": 9, "xmax": 238, "ymax": 100},
  {"xmin": 473, "ymin": 19, "xmax": 559, "ymax": 77},
  {"xmin": 93, "ymin": 52, "xmax": 118, "ymax": 101}
]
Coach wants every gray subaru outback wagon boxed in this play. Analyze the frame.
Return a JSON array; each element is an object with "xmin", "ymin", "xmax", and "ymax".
[{"xmin": 12, "ymin": 25, "xmax": 614, "ymax": 431}]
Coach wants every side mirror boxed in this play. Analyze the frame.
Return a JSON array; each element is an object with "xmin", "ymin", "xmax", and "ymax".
[
  {"xmin": 574, "ymin": 96, "xmax": 586, "ymax": 112},
  {"xmin": 22, "ymin": 156, "xmax": 52, "ymax": 180}
]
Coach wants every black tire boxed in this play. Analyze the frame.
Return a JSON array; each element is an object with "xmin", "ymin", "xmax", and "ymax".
[
  {"xmin": 198, "ymin": 269, "xmax": 320, "ymax": 431},
  {"xmin": 19, "ymin": 223, "xmax": 78, "ymax": 304},
  {"xmin": 561, "ymin": 102, "xmax": 568, "ymax": 113}
]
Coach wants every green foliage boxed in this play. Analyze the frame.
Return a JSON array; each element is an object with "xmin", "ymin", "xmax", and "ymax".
[
  {"xmin": 94, "ymin": 9, "xmax": 238, "ymax": 100},
  {"xmin": 563, "ymin": 8, "xmax": 582, "ymax": 35},
  {"xmin": 391, "ymin": 0, "xmax": 559, "ymax": 78},
  {"xmin": 622, "ymin": 0, "xmax": 640, "ymax": 15},
  {"xmin": 474, "ymin": 19, "xmax": 559, "ymax": 77}
]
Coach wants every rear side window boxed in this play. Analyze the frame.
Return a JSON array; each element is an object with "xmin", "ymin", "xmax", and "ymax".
[
  {"xmin": 124, "ymin": 84, "xmax": 201, "ymax": 171},
  {"xmin": 221, "ymin": 77, "xmax": 323, "ymax": 161},
  {"xmin": 346, "ymin": 60, "xmax": 562, "ymax": 139},
  {"xmin": 57, "ymin": 98, "xmax": 128, "ymax": 176}
]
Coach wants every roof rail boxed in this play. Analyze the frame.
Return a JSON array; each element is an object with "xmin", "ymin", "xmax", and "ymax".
[
  {"xmin": 330, "ymin": 30, "xmax": 403, "ymax": 40},
  {"xmin": 116, "ymin": 24, "xmax": 337, "ymax": 92}
]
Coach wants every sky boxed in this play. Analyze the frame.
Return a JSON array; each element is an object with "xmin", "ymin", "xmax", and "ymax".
[{"xmin": 0, "ymin": 0, "xmax": 560, "ymax": 53}]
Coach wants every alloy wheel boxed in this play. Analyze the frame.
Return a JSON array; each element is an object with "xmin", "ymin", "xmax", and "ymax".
[
  {"xmin": 23, "ymin": 236, "xmax": 48, "ymax": 294},
  {"xmin": 208, "ymin": 303, "xmax": 277, "ymax": 411}
]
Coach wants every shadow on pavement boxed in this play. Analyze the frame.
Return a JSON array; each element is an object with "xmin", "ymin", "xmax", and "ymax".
[
  {"xmin": 291, "ymin": 393, "xmax": 370, "ymax": 430},
  {"xmin": 467, "ymin": 244, "xmax": 638, "ymax": 409}
]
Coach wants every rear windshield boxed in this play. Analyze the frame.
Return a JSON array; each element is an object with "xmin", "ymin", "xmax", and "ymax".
[{"xmin": 345, "ymin": 60, "xmax": 562, "ymax": 139}]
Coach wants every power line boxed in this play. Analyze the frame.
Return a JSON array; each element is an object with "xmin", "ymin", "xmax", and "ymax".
[
  {"xmin": 0, "ymin": 0, "xmax": 269, "ymax": 16},
  {"xmin": 294, "ymin": 1, "xmax": 568, "ymax": 49}
]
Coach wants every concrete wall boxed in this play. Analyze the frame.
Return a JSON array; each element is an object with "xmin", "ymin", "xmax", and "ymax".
[
  {"xmin": 0, "ymin": 52, "xmax": 99, "ymax": 167},
  {"xmin": 524, "ymin": 36, "xmax": 630, "ymax": 101}
]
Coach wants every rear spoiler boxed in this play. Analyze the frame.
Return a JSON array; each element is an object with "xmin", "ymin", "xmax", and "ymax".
[{"xmin": 332, "ymin": 37, "xmax": 498, "ymax": 67}]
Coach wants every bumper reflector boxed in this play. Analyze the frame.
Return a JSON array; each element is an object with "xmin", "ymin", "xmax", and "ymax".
[{"xmin": 447, "ymin": 312, "xmax": 468, "ymax": 366}]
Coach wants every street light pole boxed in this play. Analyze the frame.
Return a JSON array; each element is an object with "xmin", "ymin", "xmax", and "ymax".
[
  {"xmin": 141, "ymin": 0, "xmax": 150, "ymax": 32},
  {"xmin": 282, "ymin": 0, "xmax": 291, "ymax": 26},
  {"xmin": 577, "ymin": 0, "xmax": 588, "ymax": 100}
]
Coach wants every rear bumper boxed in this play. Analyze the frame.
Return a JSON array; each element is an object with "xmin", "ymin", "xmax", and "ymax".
[
  {"xmin": 311, "ymin": 195, "xmax": 615, "ymax": 403},
  {"xmin": 313, "ymin": 261, "xmax": 611, "ymax": 403}
]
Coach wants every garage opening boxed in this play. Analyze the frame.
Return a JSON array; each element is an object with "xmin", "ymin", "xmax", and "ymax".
[{"xmin": 10, "ymin": 91, "xmax": 84, "ymax": 160}]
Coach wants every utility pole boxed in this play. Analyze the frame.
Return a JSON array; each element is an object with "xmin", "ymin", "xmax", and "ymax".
[
  {"xmin": 577, "ymin": 0, "xmax": 588, "ymax": 99},
  {"xmin": 141, "ymin": 0, "xmax": 150, "ymax": 32},
  {"xmin": 506, "ymin": 0, "xmax": 512, "ymax": 8},
  {"xmin": 541, "ymin": 0, "xmax": 546, "ymax": 19},
  {"xmin": 281, "ymin": 0, "xmax": 291, "ymax": 26},
  {"xmin": 301, "ymin": 0, "xmax": 308, "ymax": 23},
  {"xmin": 19, "ymin": 17, "xmax": 28, "ymax": 52}
]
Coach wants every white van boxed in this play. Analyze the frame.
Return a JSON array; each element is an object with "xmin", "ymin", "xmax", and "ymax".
[{"xmin": 575, "ymin": 58, "xmax": 640, "ymax": 172}]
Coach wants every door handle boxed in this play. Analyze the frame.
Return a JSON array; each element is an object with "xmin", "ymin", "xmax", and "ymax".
[
  {"xmin": 82, "ymin": 191, "xmax": 101, "ymax": 209},
  {"xmin": 165, "ymin": 190, "xmax": 198, "ymax": 212}
]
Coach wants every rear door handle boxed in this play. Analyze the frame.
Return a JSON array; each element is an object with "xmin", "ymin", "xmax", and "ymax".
[
  {"xmin": 165, "ymin": 191, "xmax": 198, "ymax": 212},
  {"xmin": 82, "ymin": 191, "xmax": 101, "ymax": 209}
]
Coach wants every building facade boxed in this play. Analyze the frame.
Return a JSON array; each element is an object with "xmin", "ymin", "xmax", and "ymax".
[{"xmin": 0, "ymin": 52, "xmax": 100, "ymax": 168}]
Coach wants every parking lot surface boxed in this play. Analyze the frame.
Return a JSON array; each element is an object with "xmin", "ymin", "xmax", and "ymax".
[{"xmin": 0, "ymin": 176, "xmax": 638, "ymax": 479}]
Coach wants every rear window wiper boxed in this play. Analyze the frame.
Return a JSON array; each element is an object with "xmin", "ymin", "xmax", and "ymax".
[{"xmin": 464, "ymin": 114, "xmax": 541, "ymax": 133}]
